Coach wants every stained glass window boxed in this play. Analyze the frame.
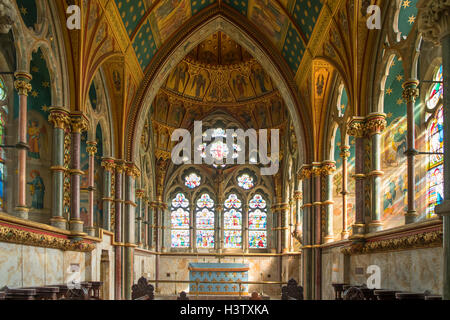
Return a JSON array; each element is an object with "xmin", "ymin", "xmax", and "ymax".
[
  {"xmin": 237, "ymin": 174, "xmax": 254, "ymax": 190},
  {"xmin": 197, "ymin": 128, "xmax": 241, "ymax": 168},
  {"xmin": 224, "ymin": 194, "xmax": 242, "ymax": 248},
  {"xmin": 249, "ymin": 194, "xmax": 267, "ymax": 248},
  {"xmin": 0, "ymin": 78, "xmax": 7, "ymax": 210},
  {"xmin": 196, "ymin": 193, "xmax": 215, "ymax": 248},
  {"xmin": 171, "ymin": 193, "xmax": 190, "ymax": 248},
  {"xmin": 427, "ymin": 66, "xmax": 443, "ymax": 110},
  {"xmin": 185, "ymin": 173, "xmax": 201, "ymax": 189},
  {"xmin": 427, "ymin": 66, "xmax": 444, "ymax": 218},
  {"xmin": 0, "ymin": 78, "xmax": 6, "ymax": 101}
]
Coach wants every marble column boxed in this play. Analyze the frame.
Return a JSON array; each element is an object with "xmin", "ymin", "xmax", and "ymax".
[
  {"xmin": 124, "ymin": 163, "xmax": 139, "ymax": 300},
  {"xmin": 86, "ymin": 141, "xmax": 97, "ymax": 236},
  {"xmin": 69, "ymin": 112, "xmax": 89, "ymax": 234},
  {"xmin": 288, "ymin": 198, "xmax": 295, "ymax": 252},
  {"xmin": 148, "ymin": 202, "xmax": 154, "ymax": 250},
  {"xmin": 340, "ymin": 145, "xmax": 351, "ymax": 239},
  {"xmin": 402, "ymin": 81, "xmax": 420, "ymax": 224},
  {"xmin": 136, "ymin": 189, "xmax": 145, "ymax": 246},
  {"xmin": 322, "ymin": 161, "xmax": 336, "ymax": 243},
  {"xmin": 160, "ymin": 204, "xmax": 167, "ymax": 252},
  {"xmin": 294, "ymin": 190, "xmax": 303, "ymax": 240},
  {"xmin": 114, "ymin": 160, "xmax": 125, "ymax": 300},
  {"xmin": 216, "ymin": 204, "xmax": 223, "ymax": 252},
  {"xmin": 347, "ymin": 117, "xmax": 366, "ymax": 239},
  {"xmin": 366, "ymin": 113, "xmax": 387, "ymax": 232},
  {"xmin": 311, "ymin": 163, "xmax": 322, "ymax": 300},
  {"xmin": 418, "ymin": 0, "xmax": 450, "ymax": 299},
  {"xmin": 143, "ymin": 198, "xmax": 149, "ymax": 249},
  {"xmin": 48, "ymin": 107, "xmax": 70, "ymax": 229},
  {"xmin": 101, "ymin": 158, "xmax": 115, "ymax": 231},
  {"xmin": 13, "ymin": 72, "xmax": 32, "ymax": 219},
  {"xmin": 272, "ymin": 204, "xmax": 282, "ymax": 253},
  {"xmin": 243, "ymin": 204, "xmax": 249, "ymax": 253},
  {"xmin": 190, "ymin": 202, "xmax": 196, "ymax": 252},
  {"xmin": 281, "ymin": 203, "xmax": 290, "ymax": 253},
  {"xmin": 299, "ymin": 165, "xmax": 312, "ymax": 300}
]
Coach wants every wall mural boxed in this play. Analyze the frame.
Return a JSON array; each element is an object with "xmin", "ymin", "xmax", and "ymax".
[
  {"xmin": 382, "ymin": 56, "xmax": 409, "ymax": 229},
  {"xmin": 114, "ymin": 0, "xmax": 324, "ymax": 74}
]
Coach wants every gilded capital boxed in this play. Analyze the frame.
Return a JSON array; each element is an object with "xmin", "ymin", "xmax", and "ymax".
[
  {"xmin": 48, "ymin": 107, "xmax": 70, "ymax": 130},
  {"xmin": 340, "ymin": 146, "xmax": 351, "ymax": 159},
  {"xmin": 126, "ymin": 163, "xmax": 141, "ymax": 179},
  {"xmin": 294, "ymin": 191, "xmax": 303, "ymax": 201},
  {"xmin": 298, "ymin": 165, "xmax": 312, "ymax": 180},
  {"xmin": 14, "ymin": 79, "xmax": 32, "ymax": 96},
  {"xmin": 70, "ymin": 113, "xmax": 89, "ymax": 133},
  {"xmin": 311, "ymin": 163, "xmax": 322, "ymax": 177},
  {"xmin": 321, "ymin": 161, "xmax": 336, "ymax": 176},
  {"xmin": 418, "ymin": 0, "xmax": 450, "ymax": 44},
  {"xmin": 402, "ymin": 81, "xmax": 420, "ymax": 103},
  {"xmin": 101, "ymin": 158, "xmax": 116, "ymax": 172},
  {"xmin": 86, "ymin": 141, "xmax": 98, "ymax": 156},
  {"xmin": 347, "ymin": 117, "xmax": 366, "ymax": 138},
  {"xmin": 136, "ymin": 189, "xmax": 145, "ymax": 199},
  {"xmin": 365, "ymin": 113, "xmax": 387, "ymax": 137}
]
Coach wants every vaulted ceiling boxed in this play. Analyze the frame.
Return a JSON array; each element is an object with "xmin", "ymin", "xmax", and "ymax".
[{"xmin": 114, "ymin": 0, "xmax": 324, "ymax": 75}]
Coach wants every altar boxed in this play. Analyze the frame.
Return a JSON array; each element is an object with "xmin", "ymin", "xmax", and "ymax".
[{"xmin": 188, "ymin": 263, "xmax": 249, "ymax": 296}]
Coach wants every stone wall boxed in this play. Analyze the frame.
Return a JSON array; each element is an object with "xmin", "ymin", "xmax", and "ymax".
[
  {"xmin": 321, "ymin": 244, "xmax": 443, "ymax": 300},
  {"xmin": 0, "ymin": 241, "xmax": 85, "ymax": 289}
]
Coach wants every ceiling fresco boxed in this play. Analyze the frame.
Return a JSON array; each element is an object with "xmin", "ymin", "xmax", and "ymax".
[{"xmin": 114, "ymin": 0, "xmax": 324, "ymax": 74}]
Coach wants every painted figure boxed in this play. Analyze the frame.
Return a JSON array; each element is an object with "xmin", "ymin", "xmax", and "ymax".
[
  {"xmin": 28, "ymin": 170, "xmax": 45, "ymax": 209},
  {"xmin": 27, "ymin": 120, "xmax": 41, "ymax": 159}
]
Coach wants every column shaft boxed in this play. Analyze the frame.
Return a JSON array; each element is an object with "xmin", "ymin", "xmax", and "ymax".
[
  {"xmin": 101, "ymin": 158, "xmax": 115, "ymax": 231},
  {"xmin": 322, "ymin": 161, "xmax": 336, "ymax": 243},
  {"xmin": 243, "ymin": 204, "xmax": 249, "ymax": 253},
  {"xmin": 49, "ymin": 108, "xmax": 70, "ymax": 229},
  {"xmin": 14, "ymin": 72, "xmax": 32, "ymax": 219},
  {"xmin": 341, "ymin": 146, "xmax": 350, "ymax": 239},
  {"xmin": 114, "ymin": 161, "xmax": 124, "ymax": 300},
  {"xmin": 86, "ymin": 141, "xmax": 97, "ymax": 236}
]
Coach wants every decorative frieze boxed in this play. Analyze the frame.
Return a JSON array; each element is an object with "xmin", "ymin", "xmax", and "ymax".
[
  {"xmin": 0, "ymin": 225, "xmax": 95, "ymax": 252},
  {"xmin": 341, "ymin": 230, "xmax": 443, "ymax": 255}
]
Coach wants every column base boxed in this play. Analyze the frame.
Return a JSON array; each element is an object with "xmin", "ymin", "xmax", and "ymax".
[
  {"xmin": 150, "ymin": 246, "xmax": 156, "ymax": 252},
  {"xmin": 405, "ymin": 211, "xmax": 419, "ymax": 224},
  {"xmin": 368, "ymin": 221, "xmax": 383, "ymax": 233},
  {"xmin": 323, "ymin": 235, "xmax": 334, "ymax": 244},
  {"xmin": 14, "ymin": 206, "xmax": 29, "ymax": 220},
  {"xmin": 161, "ymin": 247, "xmax": 167, "ymax": 253},
  {"xmin": 349, "ymin": 224, "xmax": 365, "ymax": 240},
  {"xmin": 86, "ymin": 227, "xmax": 96, "ymax": 237},
  {"xmin": 341, "ymin": 231, "xmax": 349, "ymax": 240},
  {"xmin": 50, "ymin": 217, "xmax": 67, "ymax": 230},
  {"xmin": 69, "ymin": 219, "xmax": 84, "ymax": 233},
  {"xmin": 282, "ymin": 248, "xmax": 289, "ymax": 253}
]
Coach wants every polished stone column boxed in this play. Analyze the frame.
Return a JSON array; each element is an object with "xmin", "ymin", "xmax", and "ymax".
[
  {"xmin": 114, "ymin": 160, "xmax": 125, "ymax": 300},
  {"xmin": 13, "ymin": 72, "xmax": 32, "ymax": 219},
  {"xmin": 348, "ymin": 117, "xmax": 366, "ymax": 239},
  {"xmin": 288, "ymin": 198, "xmax": 295, "ymax": 252},
  {"xmin": 366, "ymin": 113, "xmax": 387, "ymax": 232},
  {"xmin": 418, "ymin": 0, "xmax": 450, "ymax": 299},
  {"xmin": 101, "ymin": 158, "xmax": 115, "ymax": 231},
  {"xmin": 243, "ymin": 204, "xmax": 249, "ymax": 253},
  {"xmin": 135, "ymin": 189, "xmax": 145, "ymax": 246},
  {"xmin": 299, "ymin": 165, "xmax": 312, "ymax": 300},
  {"xmin": 402, "ymin": 81, "xmax": 420, "ymax": 224},
  {"xmin": 281, "ymin": 202, "xmax": 290, "ymax": 253},
  {"xmin": 143, "ymin": 199, "xmax": 149, "ymax": 249},
  {"xmin": 86, "ymin": 141, "xmax": 97, "ymax": 236},
  {"xmin": 271, "ymin": 204, "xmax": 282, "ymax": 253},
  {"xmin": 294, "ymin": 190, "xmax": 303, "ymax": 240},
  {"xmin": 48, "ymin": 107, "xmax": 70, "ymax": 229},
  {"xmin": 312, "ymin": 163, "xmax": 322, "ymax": 300},
  {"xmin": 160, "ymin": 204, "xmax": 167, "ymax": 252},
  {"xmin": 190, "ymin": 202, "xmax": 196, "ymax": 252},
  {"xmin": 69, "ymin": 112, "xmax": 89, "ymax": 234},
  {"xmin": 216, "ymin": 204, "xmax": 223, "ymax": 252},
  {"xmin": 322, "ymin": 161, "xmax": 336, "ymax": 243},
  {"xmin": 340, "ymin": 145, "xmax": 350, "ymax": 239},
  {"xmin": 148, "ymin": 202, "xmax": 154, "ymax": 250},
  {"xmin": 124, "ymin": 163, "xmax": 139, "ymax": 300}
]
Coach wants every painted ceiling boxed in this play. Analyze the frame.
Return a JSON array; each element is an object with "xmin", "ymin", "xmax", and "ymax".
[{"xmin": 113, "ymin": 0, "xmax": 324, "ymax": 75}]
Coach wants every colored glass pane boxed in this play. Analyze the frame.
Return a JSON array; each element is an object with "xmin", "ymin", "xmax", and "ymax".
[
  {"xmin": 249, "ymin": 209, "xmax": 267, "ymax": 230},
  {"xmin": 171, "ymin": 230, "xmax": 190, "ymax": 248},
  {"xmin": 249, "ymin": 194, "xmax": 267, "ymax": 209},
  {"xmin": 224, "ymin": 208, "xmax": 242, "ymax": 230},
  {"xmin": 196, "ymin": 208, "xmax": 214, "ymax": 229},
  {"xmin": 197, "ymin": 128, "xmax": 241, "ymax": 168},
  {"xmin": 196, "ymin": 193, "xmax": 214, "ymax": 208},
  {"xmin": 0, "ymin": 78, "xmax": 6, "ymax": 101},
  {"xmin": 171, "ymin": 208, "xmax": 190, "ymax": 229},
  {"xmin": 427, "ymin": 66, "xmax": 443, "ymax": 109},
  {"xmin": 172, "ymin": 193, "xmax": 189, "ymax": 208},
  {"xmin": 224, "ymin": 231, "xmax": 242, "ymax": 249},
  {"xmin": 249, "ymin": 231, "xmax": 267, "ymax": 249},
  {"xmin": 224, "ymin": 193, "xmax": 242, "ymax": 209},
  {"xmin": 185, "ymin": 173, "xmax": 201, "ymax": 189},
  {"xmin": 237, "ymin": 174, "xmax": 254, "ymax": 190},
  {"xmin": 196, "ymin": 230, "xmax": 214, "ymax": 249}
]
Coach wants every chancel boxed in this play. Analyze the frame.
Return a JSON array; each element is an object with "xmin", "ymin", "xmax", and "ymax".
[{"xmin": 0, "ymin": 0, "xmax": 449, "ymax": 301}]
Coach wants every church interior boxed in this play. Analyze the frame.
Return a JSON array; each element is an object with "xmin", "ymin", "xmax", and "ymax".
[{"xmin": 0, "ymin": 0, "xmax": 448, "ymax": 301}]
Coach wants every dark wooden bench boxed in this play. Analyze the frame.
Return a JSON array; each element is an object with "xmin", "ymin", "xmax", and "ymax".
[
  {"xmin": 25, "ymin": 287, "xmax": 60, "ymax": 300},
  {"xmin": 396, "ymin": 292, "xmax": 425, "ymax": 300},
  {"xmin": 0, "ymin": 291, "xmax": 5, "ymax": 300},
  {"xmin": 5, "ymin": 288, "xmax": 37, "ymax": 300},
  {"xmin": 132, "ymin": 277, "xmax": 154, "ymax": 300},
  {"xmin": 281, "ymin": 279, "xmax": 304, "ymax": 300},
  {"xmin": 374, "ymin": 290, "xmax": 399, "ymax": 300},
  {"xmin": 332, "ymin": 283, "xmax": 348, "ymax": 300}
]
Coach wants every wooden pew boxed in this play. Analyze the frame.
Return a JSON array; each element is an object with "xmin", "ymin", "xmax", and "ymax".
[
  {"xmin": 5, "ymin": 288, "xmax": 36, "ymax": 300},
  {"xmin": 281, "ymin": 279, "xmax": 304, "ymax": 300},
  {"xmin": 132, "ymin": 277, "xmax": 154, "ymax": 300}
]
